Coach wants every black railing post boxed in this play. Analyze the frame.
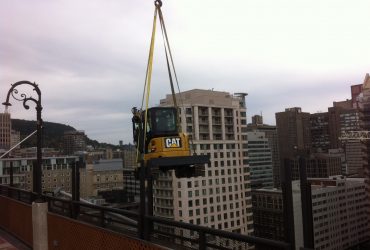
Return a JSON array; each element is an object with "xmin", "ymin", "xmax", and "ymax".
[
  {"xmin": 71, "ymin": 161, "xmax": 76, "ymax": 218},
  {"xmin": 76, "ymin": 160, "xmax": 81, "ymax": 216},
  {"xmin": 71, "ymin": 161, "xmax": 76, "ymax": 200},
  {"xmin": 145, "ymin": 162, "xmax": 153, "ymax": 241},
  {"xmin": 138, "ymin": 163, "xmax": 146, "ymax": 239},
  {"xmin": 9, "ymin": 161, "xmax": 13, "ymax": 187},
  {"xmin": 7, "ymin": 185, "xmax": 11, "ymax": 198},
  {"xmin": 199, "ymin": 230, "xmax": 206, "ymax": 250},
  {"xmin": 281, "ymin": 159, "xmax": 295, "ymax": 250},
  {"xmin": 299, "ymin": 157, "xmax": 314, "ymax": 249},
  {"xmin": 71, "ymin": 161, "xmax": 81, "ymax": 219},
  {"xmin": 32, "ymin": 160, "xmax": 38, "ymax": 193},
  {"xmin": 100, "ymin": 209, "xmax": 106, "ymax": 228}
]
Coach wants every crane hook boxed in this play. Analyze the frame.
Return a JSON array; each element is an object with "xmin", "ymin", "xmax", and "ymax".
[{"xmin": 154, "ymin": 0, "xmax": 162, "ymax": 7}]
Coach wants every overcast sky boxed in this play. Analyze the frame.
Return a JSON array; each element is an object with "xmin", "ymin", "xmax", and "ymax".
[{"xmin": 1, "ymin": 0, "xmax": 369, "ymax": 144}]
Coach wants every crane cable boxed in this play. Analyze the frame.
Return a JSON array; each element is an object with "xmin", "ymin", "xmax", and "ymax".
[{"xmin": 157, "ymin": 2, "xmax": 195, "ymax": 154}]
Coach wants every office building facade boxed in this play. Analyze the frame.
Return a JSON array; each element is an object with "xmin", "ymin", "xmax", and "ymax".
[
  {"xmin": 247, "ymin": 118, "xmax": 280, "ymax": 188},
  {"xmin": 247, "ymin": 131, "xmax": 273, "ymax": 189}
]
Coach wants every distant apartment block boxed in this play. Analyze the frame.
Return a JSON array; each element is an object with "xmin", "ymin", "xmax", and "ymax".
[
  {"xmin": 80, "ymin": 159, "xmax": 124, "ymax": 199},
  {"xmin": 251, "ymin": 114, "xmax": 263, "ymax": 125},
  {"xmin": 10, "ymin": 129, "xmax": 20, "ymax": 149},
  {"xmin": 157, "ymin": 89, "xmax": 253, "ymax": 239},
  {"xmin": 62, "ymin": 130, "xmax": 87, "ymax": 155},
  {"xmin": 0, "ymin": 112, "xmax": 11, "ymax": 150},
  {"xmin": 122, "ymin": 146, "xmax": 139, "ymax": 202}
]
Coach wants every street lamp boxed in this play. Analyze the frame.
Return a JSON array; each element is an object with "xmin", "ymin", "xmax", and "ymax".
[{"xmin": 2, "ymin": 81, "xmax": 43, "ymax": 199}]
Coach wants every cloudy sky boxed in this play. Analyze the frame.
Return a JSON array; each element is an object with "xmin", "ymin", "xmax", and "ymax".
[{"xmin": 1, "ymin": 0, "xmax": 369, "ymax": 144}]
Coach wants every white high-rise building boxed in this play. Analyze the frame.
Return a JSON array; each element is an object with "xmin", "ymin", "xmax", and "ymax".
[{"xmin": 154, "ymin": 89, "xmax": 253, "ymax": 238}]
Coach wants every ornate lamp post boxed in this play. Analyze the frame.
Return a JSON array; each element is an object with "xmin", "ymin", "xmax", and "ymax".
[{"xmin": 2, "ymin": 81, "xmax": 43, "ymax": 198}]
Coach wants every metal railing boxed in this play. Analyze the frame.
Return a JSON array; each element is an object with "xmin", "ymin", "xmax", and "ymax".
[
  {"xmin": 0, "ymin": 185, "xmax": 37, "ymax": 204},
  {"xmin": 0, "ymin": 184, "xmax": 293, "ymax": 250}
]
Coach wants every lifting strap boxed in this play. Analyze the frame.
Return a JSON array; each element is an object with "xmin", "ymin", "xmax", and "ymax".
[{"xmin": 157, "ymin": 2, "xmax": 183, "ymax": 130}]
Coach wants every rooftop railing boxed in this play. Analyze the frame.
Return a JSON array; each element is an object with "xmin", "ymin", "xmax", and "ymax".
[{"xmin": 0, "ymin": 184, "xmax": 294, "ymax": 250}]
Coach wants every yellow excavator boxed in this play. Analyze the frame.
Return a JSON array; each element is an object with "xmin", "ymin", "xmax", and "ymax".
[{"xmin": 132, "ymin": 0, "xmax": 209, "ymax": 178}]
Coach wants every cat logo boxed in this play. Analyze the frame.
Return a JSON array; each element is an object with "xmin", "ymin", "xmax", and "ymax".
[{"xmin": 164, "ymin": 137, "xmax": 181, "ymax": 148}]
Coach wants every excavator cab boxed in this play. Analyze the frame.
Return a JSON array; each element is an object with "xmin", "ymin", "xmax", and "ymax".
[{"xmin": 132, "ymin": 106, "xmax": 209, "ymax": 178}]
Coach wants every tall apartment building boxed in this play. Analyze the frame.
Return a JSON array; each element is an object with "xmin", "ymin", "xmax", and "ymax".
[
  {"xmin": 246, "ymin": 131, "xmax": 273, "ymax": 189},
  {"xmin": 0, "ymin": 112, "xmax": 11, "ymax": 150},
  {"xmin": 247, "ymin": 116, "xmax": 280, "ymax": 188},
  {"xmin": 156, "ymin": 89, "xmax": 253, "ymax": 239},
  {"xmin": 62, "ymin": 130, "xmax": 87, "ymax": 155},
  {"xmin": 276, "ymin": 107, "xmax": 311, "ymax": 158},
  {"xmin": 275, "ymin": 107, "xmax": 311, "ymax": 186}
]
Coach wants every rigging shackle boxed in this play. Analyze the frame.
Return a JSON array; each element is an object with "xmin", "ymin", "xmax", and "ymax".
[{"xmin": 154, "ymin": 0, "xmax": 162, "ymax": 7}]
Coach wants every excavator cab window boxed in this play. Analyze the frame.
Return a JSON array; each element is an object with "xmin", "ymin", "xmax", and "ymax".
[{"xmin": 149, "ymin": 107, "xmax": 178, "ymax": 137}]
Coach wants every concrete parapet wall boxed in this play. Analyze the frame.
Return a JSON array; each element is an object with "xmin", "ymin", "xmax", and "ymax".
[
  {"xmin": 0, "ymin": 196, "xmax": 33, "ymax": 247},
  {"xmin": 48, "ymin": 213, "xmax": 165, "ymax": 250}
]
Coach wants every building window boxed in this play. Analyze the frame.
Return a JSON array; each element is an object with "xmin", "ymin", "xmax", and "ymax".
[{"xmin": 196, "ymin": 209, "xmax": 200, "ymax": 216}]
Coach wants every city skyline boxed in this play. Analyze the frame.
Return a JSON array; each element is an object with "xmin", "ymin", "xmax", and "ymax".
[{"xmin": 1, "ymin": 0, "xmax": 369, "ymax": 144}]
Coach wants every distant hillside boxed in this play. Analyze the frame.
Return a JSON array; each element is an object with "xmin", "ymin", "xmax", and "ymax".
[
  {"xmin": 11, "ymin": 119, "xmax": 119, "ymax": 149},
  {"xmin": 11, "ymin": 119, "xmax": 76, "ymax": 148}
]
